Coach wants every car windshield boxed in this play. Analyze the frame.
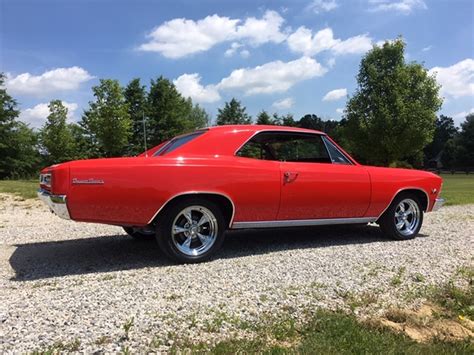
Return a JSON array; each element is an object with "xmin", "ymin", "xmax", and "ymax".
[{"xmin": 153, "ymin": 130, "xmax": 206, "ymax": 156}]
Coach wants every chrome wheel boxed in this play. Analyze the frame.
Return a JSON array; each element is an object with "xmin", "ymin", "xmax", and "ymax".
[
  {"xmin": 171, "ymin": 205, "xmax": 218, "ymax": 256},
  {"xmin": 394, "ymin": 198, "xmax": 420, "ymax": 237}
]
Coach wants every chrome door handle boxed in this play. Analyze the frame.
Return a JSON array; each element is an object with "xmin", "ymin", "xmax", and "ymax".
[{"xmin": 284, "ymin": 171, "xmax": 299, "ymax": 184}]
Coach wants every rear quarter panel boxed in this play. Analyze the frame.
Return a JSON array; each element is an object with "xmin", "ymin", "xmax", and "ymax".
[{"xmin": 66, "ymin": 156, "xmax": 281, "ymax": 226}]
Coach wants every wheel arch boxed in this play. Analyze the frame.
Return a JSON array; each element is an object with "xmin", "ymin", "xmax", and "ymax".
[
  {"xmin": 147, "ymin": 191, "xmax": 235, "ymax": 228},
  {"xmin": 377, "ymin": 188, "xmax": 429, "ymax": 221}
]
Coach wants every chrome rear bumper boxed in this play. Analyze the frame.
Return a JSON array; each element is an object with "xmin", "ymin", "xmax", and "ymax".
[
  {"xmin": 37, "ymin": 189, "xmax": 71, "ymax": 220},
  {"xmin": 432, "ymin": 197, "xmax": 445, "ymax": 211}
]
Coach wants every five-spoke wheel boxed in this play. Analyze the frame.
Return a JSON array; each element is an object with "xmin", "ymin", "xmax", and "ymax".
[
  {"xmin": 379, "ymin": 193, "xmax": 424, "ymax": 240},
  {"xmin": 155, "ymin": 198, "xmax": 225, "ymax": 263}
]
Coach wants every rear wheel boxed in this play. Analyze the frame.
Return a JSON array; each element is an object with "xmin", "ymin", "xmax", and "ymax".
[
  {"xmin": 378, "ymin": 193, "xmax": 423, "ymax": 240},
  {"xmin": 123, "ymin": 227, "xmax": 155, "ymax": 241},
  {"xmin": 155, "ymin": 198, "xmax": 226, "ymax": 263}
]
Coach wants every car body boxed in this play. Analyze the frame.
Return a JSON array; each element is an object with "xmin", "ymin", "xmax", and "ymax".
[{"xmin": 38, "ymin": 125, "xmax": 444, "ymax": 262}]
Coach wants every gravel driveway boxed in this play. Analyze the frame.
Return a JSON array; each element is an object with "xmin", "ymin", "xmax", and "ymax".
[{"xmin": 0, "ymin": 194, "xmax": 473, "ymax": 352}]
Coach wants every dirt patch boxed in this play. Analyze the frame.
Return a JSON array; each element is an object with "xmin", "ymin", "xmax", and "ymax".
[{"xmin": 378, "ymin": 303, "xmax": 473, "ymax": 342}]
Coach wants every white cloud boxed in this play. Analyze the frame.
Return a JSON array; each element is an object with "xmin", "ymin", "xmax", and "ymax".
[
  {"xmin": 429, "ymin": 59, "xmax": 474, "ymax": 98},
  {"xmin": 422, "ymin": 45, "xmax": 432, "ymax": 52},
  {"xmin": 217, "ymin": 56, "xmax": 327, "ymax": 95},
  {"xmin": 323, "ymin": 88, "xmax": 347, "ymax": 101},
  {"xmin": 173, "ymin": 73, "xmax": 221, "ymax": 104},
  {"xmin": 224, "ymin": 42, "xmax": 243, "ymax": 57},
  {"xmin": 453, "ymin": 108, "xmax": 474, "ymax": 121},
  {"xmin": 19, "ymin": 102, "xmax": 78, "ymax": 128},
  {"xmin": 139, "ymin": 10, "xmax": 287, "ymax": 58},
  {"xmin": 272, "ymin": 97, "xmax": 294, "ymax": 110},
  {"xmin": 336, "ymin": 108, "xmax": 344, "ymax": 114},
  {"xmin": 307, "ymin": 0, "xmax": 339, "ymax": 14},
  {"xmin": 287, "ymin": 27, "xmax": 372, "ymax": 57},
  {"xmin": 368, "ymin": 0, "xmax": 427, "ymax": 14},
  {"xmin": 6, "ymin": 67, "xmax": 94, "ymax": 96},
  {"xmin": 240, "ymin": 49, "xmax": 250, "ymax": 58}
]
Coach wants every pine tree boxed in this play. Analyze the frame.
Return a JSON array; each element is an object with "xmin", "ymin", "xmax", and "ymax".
[{"xmin": 216, "ymin": 98, "xmax": 252, "ymax": 125}]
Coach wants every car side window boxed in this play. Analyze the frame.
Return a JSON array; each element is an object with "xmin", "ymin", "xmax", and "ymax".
[
  {"xmin": 237, "ymin": 132, "xmax": 332, "ymax": 163},
  {"xmin": 322, "ymin": 136, "xmax": 352, "ymax": 165}
]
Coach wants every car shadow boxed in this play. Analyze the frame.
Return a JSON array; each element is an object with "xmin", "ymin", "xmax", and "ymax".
[{"xmin": 8, "ymin": 224, "xmax": 428, "ymax": 281}]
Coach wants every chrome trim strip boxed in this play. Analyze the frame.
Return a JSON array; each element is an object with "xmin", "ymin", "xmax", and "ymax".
[
  {"xmin": 375, "ymin": 187, "xmax": 430, "ymax": 220},
  {"xmin": 37, "ymin": 188, "xmax": 71, "ymax": 220},
  {"xmin": 146, "ymin": 191, "xmax": 236, "ymax": 228},
  {"xmin": 231, "ymin": 217, "xmax": 377, "ymax": 229},
  {"xmin": 432, "ymin": 197, "xmax": 445, "ymax": 211}
]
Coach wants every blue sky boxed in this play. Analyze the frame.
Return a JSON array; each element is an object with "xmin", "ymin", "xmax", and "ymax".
[{"xmin": 1, "ymin": 0, "xmax": 473, "ymax": 128}]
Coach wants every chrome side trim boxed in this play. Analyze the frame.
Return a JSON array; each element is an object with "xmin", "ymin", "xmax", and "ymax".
[
  {"xmin": 147, "ymin": 191, "xmax": 236, "ymax": 228},
  {"xmin": 432, "ymin": 198, "xmax": 445, "ymax": 211},
  {"xmin": 37, "ymin": 188, "xmax": 71, "ymax": 220},
  {"xmin": 231, "ymin": 217, "xmax": 377, "ymax": 229},
  {"xmin": 376, "ymin": 187, "xmax": 430, "ymax": 220}
]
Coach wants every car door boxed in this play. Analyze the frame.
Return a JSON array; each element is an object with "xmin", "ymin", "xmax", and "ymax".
[{"xmin": 274, "ymin": 133, "xmax": 371, "ymax": 220}]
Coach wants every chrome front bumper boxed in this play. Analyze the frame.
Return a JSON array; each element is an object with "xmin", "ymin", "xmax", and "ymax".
[
  {"xmin": 432, "ymin": 197, "xmax": 445, "ymax": 211},
  {"xmin": 37, "ymin": 189, "xmax": 71, "ymax": 220}
]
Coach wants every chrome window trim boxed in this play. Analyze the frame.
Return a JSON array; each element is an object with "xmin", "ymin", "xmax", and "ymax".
[
  {"xmin": 147, "ymin": 191, "xmax": 236, "ymax": 228},
  {"xmin": 231, "ymin": 217, "xmax": 377, "ymax": 229},
  {"xmin": 376, "ymin": 187, "xmax": 430, "ymax": 220},
  {"xmin": 234, "ymin": 129, "xmax": 326, "ymax": 157},
  {"xmin": 321, "ymin": 136, "xmax": 353, "ymax": 166}
]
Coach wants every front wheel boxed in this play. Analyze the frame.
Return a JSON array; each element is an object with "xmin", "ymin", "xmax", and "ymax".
[
  {"xmin": 155, "ymin": 198, "xmax": 226, "ymax": 263},
  {"xmin": 378, "ymin": 193, "xmax": 423, "ymax": 240}
]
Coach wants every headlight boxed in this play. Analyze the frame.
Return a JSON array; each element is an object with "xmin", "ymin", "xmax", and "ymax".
[{"xmin": 40, "ymin": 173, "xmax": 52, "ymax": 187}]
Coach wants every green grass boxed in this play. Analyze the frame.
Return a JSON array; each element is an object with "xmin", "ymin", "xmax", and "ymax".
[
  {"xmin": 0, "ymin": 174, "xmax": 473, "ymax": 205},
  {"xmin": 170, "ymin": 310, "xmax": 473, "ymax": 354},
  {"xmin": 440, "ymin": 174, "xmax": 474, "ymax": 206},
  {"xmin": 0, "ymin": 180, "xmax": 38, "ymax": 199}
]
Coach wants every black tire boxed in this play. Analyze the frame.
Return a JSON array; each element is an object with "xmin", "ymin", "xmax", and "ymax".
[
  {"xmin": 378, "ymin": 192, "xmax": 424, "ymax": 240},
  {"xmin": 123, "ymin": 227, "xmax": 155, "ymax": 241},
  {"xmin": 155, "ymin": 197, "xmax": 226, "ymax": 263}
]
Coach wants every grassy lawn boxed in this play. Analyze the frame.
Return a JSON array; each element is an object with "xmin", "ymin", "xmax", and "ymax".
[
  {"xmin": 0, "ymin": 174, "xmax": 473, "ymax": 205},
  {"xmin": 0, "ymin": 180, "xmax": 38, "ymax": 199},
  {"xmin": 440, "ymin": 174, "xmax": 474, "ymax": 206}
]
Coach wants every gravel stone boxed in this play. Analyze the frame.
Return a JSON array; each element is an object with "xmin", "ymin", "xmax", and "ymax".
[{"xmin": 0, "ymin": 194, "xmax": 472, "ymax": 352}]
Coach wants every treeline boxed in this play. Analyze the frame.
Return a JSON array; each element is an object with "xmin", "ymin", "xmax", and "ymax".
[{"xmin": 1, "ymin": 39, "xmax": 473, "ymax": 179}]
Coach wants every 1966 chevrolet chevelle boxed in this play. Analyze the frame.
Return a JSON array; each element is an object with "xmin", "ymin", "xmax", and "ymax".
[{"xmin": 38, "ymin": 125, "xmax": 444, "ymax": 263}]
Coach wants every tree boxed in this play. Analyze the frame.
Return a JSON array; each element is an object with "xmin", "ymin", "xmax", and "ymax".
[
  {"xmin": 424, "ymin": 115, "xmax": 458, "ymax": 164},
  {"xmin": 343, "ymin": 39, "xmax": 442, "ymax": 166},
  {"xmin": 0, "ymin": 73, "xmax": 40, "ymax": 178},
  {"xmin": 281, "ymin": 113, "xmax": 297, "ymax": 127},
  {"xmin": 187, "ymin": 101, "xmax": 209, "ymax": 129},
  {"xmin": 124, "ymin": 78, "xmax": 148, "ymax": 155},
  {"xmin": 40, "ymin": 100, "xmax": 77, "ymax": 164},
  {"xmin": 147, "ymin": 76, "xmax": 193, "ymax": 146},
  {"xmin": 455, "ymin": 114, "xmax": 474, "ymax": 169},
  {"xmin": 216, "ymin": 98, "xmax": 252, "ymax": 125},
  {"xmin": 81, "ymin": 79, "xmax": 132, "ymax": 157},
  {"xmin": 256, "ymin": 110, "xmax": 273, "ymax": 125}
]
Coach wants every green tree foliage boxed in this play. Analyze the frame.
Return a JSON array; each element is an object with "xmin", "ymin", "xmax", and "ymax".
[
  {"xmin": 343, "ymin": 39, "xmax": 443, "ymax": 166},
  {"xmin": 147, "ymin": 77, "xmax": 193, "ymax": 146},
  {"xmin": 124, "ymin": 78, "xmax": 148, "ymax": 155},
  {"xmin": 298, "ymin": 114, "xmax": 340, "ymax": 135},
  {"xmin": 187, "ymin": 101, "xmax": 209, "ymax": 129},
  {"xmin": 216, "ymin": 98, "xmax": 252, "ymax": 125},
  {"xmin": 81, "ymin": 79, "xmax": 132, "ymax": 157},
  {"xmin": 40, "ymin": 100, "xmax": 77, "ymax": 164},
  {"xmin": 256, "ymin": 110, "xmax": 273, "ymax": 125},
  {"xmin": 281, "ymin": 113, "xmax": 297, "ymax": 127},
  {"xmin": 424, "ymin": 115, "xmax": 458, "ymax": 163},
  {"xmin": 0, "ymin": 73, "xmax": 40, "ymax": 178},
  {"xmin": 455, "ymin": 114, "xmax": 474, "ymax": 168}
]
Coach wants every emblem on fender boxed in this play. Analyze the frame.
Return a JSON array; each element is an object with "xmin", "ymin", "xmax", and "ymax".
[{"xmin": 72, "ymin": 178, "xmax": 105, "ymax": 185}]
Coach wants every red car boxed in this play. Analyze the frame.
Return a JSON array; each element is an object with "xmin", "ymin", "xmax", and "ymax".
[{"xmin": 38, "ymin": 125, "xmax": 444, "ymax": 263}]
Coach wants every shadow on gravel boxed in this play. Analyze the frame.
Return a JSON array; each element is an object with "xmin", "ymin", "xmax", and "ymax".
[{"xmin": 9, "ymin": 224, "xmax": 426, "ymax": 281}]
